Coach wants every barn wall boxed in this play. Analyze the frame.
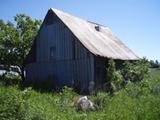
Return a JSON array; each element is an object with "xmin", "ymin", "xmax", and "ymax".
[
  {"xmin": 25, "ymin": 12, "xmax": 94, "ymax": 91},
  {"xmin": 94, "ymin": 57, "xmax": 106, "ymax": 90}
]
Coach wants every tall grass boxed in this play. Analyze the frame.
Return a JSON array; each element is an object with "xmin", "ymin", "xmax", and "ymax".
[{"xmin": 0, "ymin": 71, "xmax": 160, "ymax": 120}]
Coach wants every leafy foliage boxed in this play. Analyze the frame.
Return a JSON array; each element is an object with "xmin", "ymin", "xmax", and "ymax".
[
  {"xmin": 0, "ymin": 15, "xmax": 41, "ymax": 81},
  {"xmin": 105, "ymin": 58, "xmax": 151, "ymax": 94},
  {"xmin": 122, "ymin": 58, "xmax": 150, "ymax": 82},
  {"xmin": 0, "ymin": 75, "xmax": 21, "ymax": 86},
  {"xmin": 105, "ymin": 59, "xmax": 124, "ymax": 93},
  {"xmin": 0, "ymin": 86, "xmax": 27, "ymax": 120}
]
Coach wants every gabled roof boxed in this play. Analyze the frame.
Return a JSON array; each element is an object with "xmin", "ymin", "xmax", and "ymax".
[{"xmin": 51, "ymin": 8, "xmax": 139, "ymax": 60}]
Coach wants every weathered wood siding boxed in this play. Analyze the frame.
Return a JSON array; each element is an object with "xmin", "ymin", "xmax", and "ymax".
[
  {"xmin": 94, "ymin": 57, "xmax": 106, "ymax": 90},
  {"xmin": 25, "ymin": 12, "xmax": 94, "ymax": 91}
]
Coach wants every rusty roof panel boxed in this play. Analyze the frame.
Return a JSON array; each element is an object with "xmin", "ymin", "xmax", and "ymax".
[{"xmin": 51, "ymin": 8, "xmax": 139, "ymax": 60}]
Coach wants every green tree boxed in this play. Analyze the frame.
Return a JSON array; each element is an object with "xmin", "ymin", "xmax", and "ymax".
[
  {"xmin": 0, "ymin": 14, "xmax": 41, "ymax": 82},
  {"xmin": 150, "ymin": 60, "xmax": 159, "ymax": 68}
]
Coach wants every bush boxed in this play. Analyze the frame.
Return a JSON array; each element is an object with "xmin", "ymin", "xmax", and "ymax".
[
  {"xmin": 0, "ymin": 75, "xmax": 21, "ymax": 86},
  {"xmin": 0, "ymin": 87, "xmax": 51, "ymax": 120},
  {"xmin": 124, "ymin": 78, "xmax": 151, "ymax": 98},
  {"xmin": 105, "ymin": 59, "xmax": 124, "ymax": 93},
  {"xmin": 122, "ymin": 58, "xmax": 150, "ymax": 83},
  {"xmin": 0, "ymin": 86, "xmax": 25, "ymax": 120}
]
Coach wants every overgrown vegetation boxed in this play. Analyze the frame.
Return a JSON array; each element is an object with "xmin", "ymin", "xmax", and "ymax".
[
  {"xmin": 105, "ymin": 58, "xmax": 150, "ymax": 94},
  {"xmin": 0, "ymin": 59, "xmax": 160, "ymax": 120},
  {"xmin": 0, "ymin": 70, "xmax": 160, "ymax": 120},
  {"xmin": 105, "ymin": 59, "xmax": 123, "ymax": 93},
  {"xmin": 122, "ymin": 58, "xmax": 150, "ymax": 82}
]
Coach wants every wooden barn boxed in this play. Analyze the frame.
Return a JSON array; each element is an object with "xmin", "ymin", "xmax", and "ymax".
[{"xmin": 24, "ymin": 8, "xmax": 139, "ymax": 92}]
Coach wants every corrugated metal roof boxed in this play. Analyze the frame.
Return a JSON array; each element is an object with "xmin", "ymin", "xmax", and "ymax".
[{"xmin": 51, "ymin": 8, "xmax": 139, "ymax": 60}]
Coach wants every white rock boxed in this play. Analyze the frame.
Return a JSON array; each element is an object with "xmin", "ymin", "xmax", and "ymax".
[{"xmin": 77, "ymin": 96, "xmax": 95, "ymax": 111}]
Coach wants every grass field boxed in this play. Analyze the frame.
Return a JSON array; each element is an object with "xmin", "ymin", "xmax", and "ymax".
[
  {"xmin": 150, "ymin": 68, "xmax": 160, "ymax": 79},
  {"xmin": 0, "ymin": 68, "xmax": 160, "ymax": 120}
]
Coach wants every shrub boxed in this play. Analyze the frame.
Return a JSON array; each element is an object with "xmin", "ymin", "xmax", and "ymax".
[
  {"xmin": 0, "ymin": 87, "xmax": 51, "ymax": 120},
  {"xmin": 124, "ymin": 78, "xmax": 151, "ymax": 98},
  {"xmin": 105, "ymin": 59, "xmax": 124, "ymax": 93},
  {"xmin": 0, "ymin": 87, "xmax": 25, "ymax": 120},
  {"xmin": 0, "ymin": 75, "xmax": 21, "ymax": 86},
  {"xmin": 122, "ymin": 58, "xmax": 150, "ymax": 83}
]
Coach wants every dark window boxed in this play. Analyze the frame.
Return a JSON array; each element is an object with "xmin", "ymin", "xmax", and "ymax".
[{"xmin": 50, "ymin": 46, "xmax": 56, "ymax": 60}]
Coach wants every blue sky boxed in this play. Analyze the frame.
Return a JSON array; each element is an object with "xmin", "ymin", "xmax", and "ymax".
[{"xmin": 0, "ymin": 0, "xmax": 160, "ymax": 61}]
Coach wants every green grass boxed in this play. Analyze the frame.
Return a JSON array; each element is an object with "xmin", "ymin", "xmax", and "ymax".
[
  {"xmin": 149, "ymin": 68, "xmax": 160, "ymax": 96},
  {"xmin": 0, "ymin": 68, "xmax": 160, "ymax": 120},
  {"xmin": 150, "ymin": 68, "xmax": 160, "ymax": 79}
]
